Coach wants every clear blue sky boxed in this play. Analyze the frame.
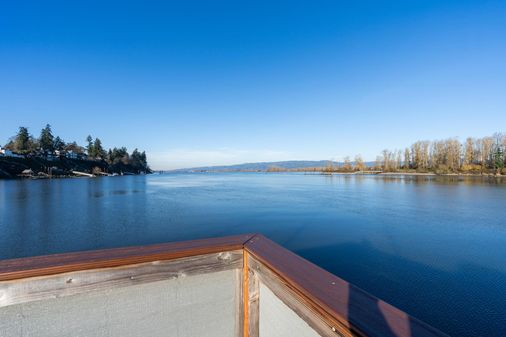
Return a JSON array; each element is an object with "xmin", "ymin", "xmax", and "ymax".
[{"xmin": 1, "ymin": 1, "xmax": 505, "ymax": 169}]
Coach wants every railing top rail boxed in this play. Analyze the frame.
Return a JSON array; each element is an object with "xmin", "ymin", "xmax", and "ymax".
[
  {"xmin": 245, "ymin": 234, "xmax": 448, "ymax": 337},
  {"xmin": 0, "ymin": 234, "xmax": 254, "ymax": 281},
  {"xmin": 0, "ymin": 233, "xmax": 448, "ymax": 337}
]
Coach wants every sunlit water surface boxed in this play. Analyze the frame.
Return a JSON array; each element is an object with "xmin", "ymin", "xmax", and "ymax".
[{"xmin": 1, "ymin": 173, "xmax": 505, "ymax": 336}]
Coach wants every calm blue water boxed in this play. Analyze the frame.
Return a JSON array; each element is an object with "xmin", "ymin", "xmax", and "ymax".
[{"xmin": 1, "ymin": 173, "xmax": 505, "ymax": 336}]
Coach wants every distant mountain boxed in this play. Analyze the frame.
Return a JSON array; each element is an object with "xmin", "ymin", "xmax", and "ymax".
[{"xmin": 168, "ymin": 160, "xmax": 375, "ymax": 172}]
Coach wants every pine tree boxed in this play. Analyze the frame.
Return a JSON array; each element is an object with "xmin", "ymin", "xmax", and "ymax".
[
  {"xmin": 53, "ymin": 136, "xmax": 66, "ymax": 151},
  {"xmin": 494, "ymin": 146, "xmax": 504, "ymax": 171},
  {"xmin": 86, "ymin": 135, "xmax": 95, "ymax": 157},
  {"xmin": 14, "ymin": 127, "xmax": 31, "ymax": 154},
  {"xmin": 39, "ymin": 124, "xmax": 55, "ymax": 154},
  {"xmin": 93, "ymin": 138, "xmax": 106, "ymax": 159}
]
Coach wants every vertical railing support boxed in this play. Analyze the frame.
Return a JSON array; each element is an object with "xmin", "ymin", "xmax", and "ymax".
[{"xmin": 243, "ymin": 251, "xmax": 259, "ymax": 337}]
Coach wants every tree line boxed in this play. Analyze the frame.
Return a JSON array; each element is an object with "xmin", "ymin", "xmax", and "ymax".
[
  {"xmin": 2, "ymin": 125, "xmax": 149, "ymax": 172},
  {"xmin": 373, "ymin": 133, "xmax": 505, "ymax": 174},
  {"xmin": 326, "ymin": 132, "xmax": 505, "ymax": 174}
]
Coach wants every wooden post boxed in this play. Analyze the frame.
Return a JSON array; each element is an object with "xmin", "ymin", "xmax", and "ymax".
[
  {"xmin": 235, "ymin": 267, "xmax": 245, "ymax": 337},
  {"xmin": 243, "ymin": 251, "xmax": 250, "ymax": 337},
  {"xmin": 243, "ymin": 252, "xmax": 259, "ymax": 337}
]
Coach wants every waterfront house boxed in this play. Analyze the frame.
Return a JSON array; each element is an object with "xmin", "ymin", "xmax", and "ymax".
[
  {"xmin": 44, "ymin": 151, "xmax": 57, "ymax": 161},
  {"xmin": 67, "ymin": 151, "xmax": 79, "ymax": 159},
  {"xmin": 55, "ymin": 150, "xmax": 79, "ymax": 159},
  {"xmin": 0, "ymin": 147, "xmax": 24, "ymax": 158}
]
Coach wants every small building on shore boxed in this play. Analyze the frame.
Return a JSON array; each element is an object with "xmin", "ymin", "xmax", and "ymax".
[
  {"xmin": 0, "ymin": 147, "xmax": 24, "ymax": 158},
  {"xmin": 54, "ymin": 150, "xmax": 80, "ymax": 159},
  {"xmin": 67, "ymin": 151, "xmax": 79, "ymax": 159},
  {"xmin": 20, "ymin": 169, "xmax": 34, "ymax": 176}
]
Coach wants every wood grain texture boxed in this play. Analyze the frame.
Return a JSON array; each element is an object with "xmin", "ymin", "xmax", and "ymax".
[
  {"xmin": 244, "ymin": 235, "xmax": 448, "ymax": 337},
  {"xmin": 235, "ymin": 267, "xmax": 245, "ymax": 337},
  {"xmin": 249, "ymin": 255, "xmax": 351, "ymax": 337},
  {"xmin": 0, "ymin": 251, "xmax": 243, "ymax": 308},
  {"xmin": 247, "ymin": 263, "xmax": 259, "ymax": 337},
  {"xmin": 243, "ymin": 251, "xmax": 249, "ymax": 337},
  {"xmin": 1, "ymin": 233, "xmax": 447, "ymax": 337},
  {"xmin": 0, "ymin": 234, "xmax": 255, "ymax": 281}
]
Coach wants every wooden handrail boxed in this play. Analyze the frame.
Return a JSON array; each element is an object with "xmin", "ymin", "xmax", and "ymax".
[
  {"xmin": 0, "ymin": 234, "xmax": 255, "ymax": 281},
  {"xmin": 0, "ymin": 233, "xmax": 447, "ymax": 337},
  {"xmin": 244, "ymin": 234, "xmax": 448, "ymax": 337}
]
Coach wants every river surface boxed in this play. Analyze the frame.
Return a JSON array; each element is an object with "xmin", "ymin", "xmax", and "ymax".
[{"xmin": 1, "ymin": 173, "xmax": 505, "ymax": 336}]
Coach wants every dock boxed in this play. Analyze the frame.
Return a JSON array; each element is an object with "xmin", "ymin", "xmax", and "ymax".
[{"xmin": 71, "ymin": 171, "xmax": 95, "ymax": 177}]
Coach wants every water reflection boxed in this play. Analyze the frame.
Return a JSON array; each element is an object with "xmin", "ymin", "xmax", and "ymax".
[{"xmin": 0, "ymin": 173, "xmax": 505, "ymax": 336}]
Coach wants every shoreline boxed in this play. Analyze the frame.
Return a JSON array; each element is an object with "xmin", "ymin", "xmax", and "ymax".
[
  {"xmin": 306, "ymin": 171, "xmax": 504, "ymax": 177},
  {"xmin": 161, "ymin": 169, "xmax": 506, "ymax": 178},
  {"xmin": 0, "ymin": 173, "xmax": 149, "ymax": 180},
  {"xmin": 0, "ymin": 156, "xmax": 150, "ymax": 180},
  {"xmin": 376, "ymin": 172, "xmax": 503, "ymax": 177}
]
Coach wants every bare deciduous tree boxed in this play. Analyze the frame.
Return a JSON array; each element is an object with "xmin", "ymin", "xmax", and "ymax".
[
  {"xmin": 464, "ymin": 137, "xmax": 474, "ymax": 165},
  {"xmin": 354, "ymin": 155, "xmax": 365, "ymax": 171},
  {"xmin": 343, "ymin": 156, "xmax": 352, "ymax": 171},
  {"xmin": 404, "ymin": 148, "xmax": 410, "ymax": 169}
]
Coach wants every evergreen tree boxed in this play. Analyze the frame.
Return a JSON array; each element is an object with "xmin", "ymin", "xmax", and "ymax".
[
  {"xmin": 39, "ymin": 124, "xmax": 55, "ymax": 153},
  {"xmin": 14, "ymin": 127, "xmax": 31, "ymax": 154},
  {"xmin": 140, "ymin": 151, "xmax": 147, "ymax": 169},
  {"xmin": 109, "ymin": 147, "xmax": 129, "ymax": 164},
  {"xmin": 107, "ymin": 149, "xmax": 113, "ymax": 163},
  {"xmin": 93, "ymin": 138, "xmax": 106, "ymax": 159},
  {"xmin": 494, "ymin": 146, "xmax": 504, "ymax": 171},
  {"xmin": 2, "ymin": 124, "xmax": 150, "ymax": 172},
  {"xmin": 86, "ymin": 135, "xmax": 94, "ymax": 157},
  {"xmin": 53, "ymin": 136, "xmax": 66, "ymax": 151}
]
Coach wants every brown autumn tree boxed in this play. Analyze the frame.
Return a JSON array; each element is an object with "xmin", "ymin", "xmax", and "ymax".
[
  {"xmin": 354, "ymin": 155, "xmax": 365, "ymax": 171},
  {"xmin": 403, "ymin": 148, "xmax": 410, "ymax": 169}
]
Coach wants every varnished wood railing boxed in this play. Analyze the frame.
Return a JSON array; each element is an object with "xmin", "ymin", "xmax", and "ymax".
[
  {"xmin": 0, "ymin": 234, "xmax": 253, "ymax": 281},
  {"xmin": 243, "ymin": 235, "xmax": 448, "ymax": 337},
  {"xmin": 0, "ymin": 234, "xmax": 448, "ymax": 337}
]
